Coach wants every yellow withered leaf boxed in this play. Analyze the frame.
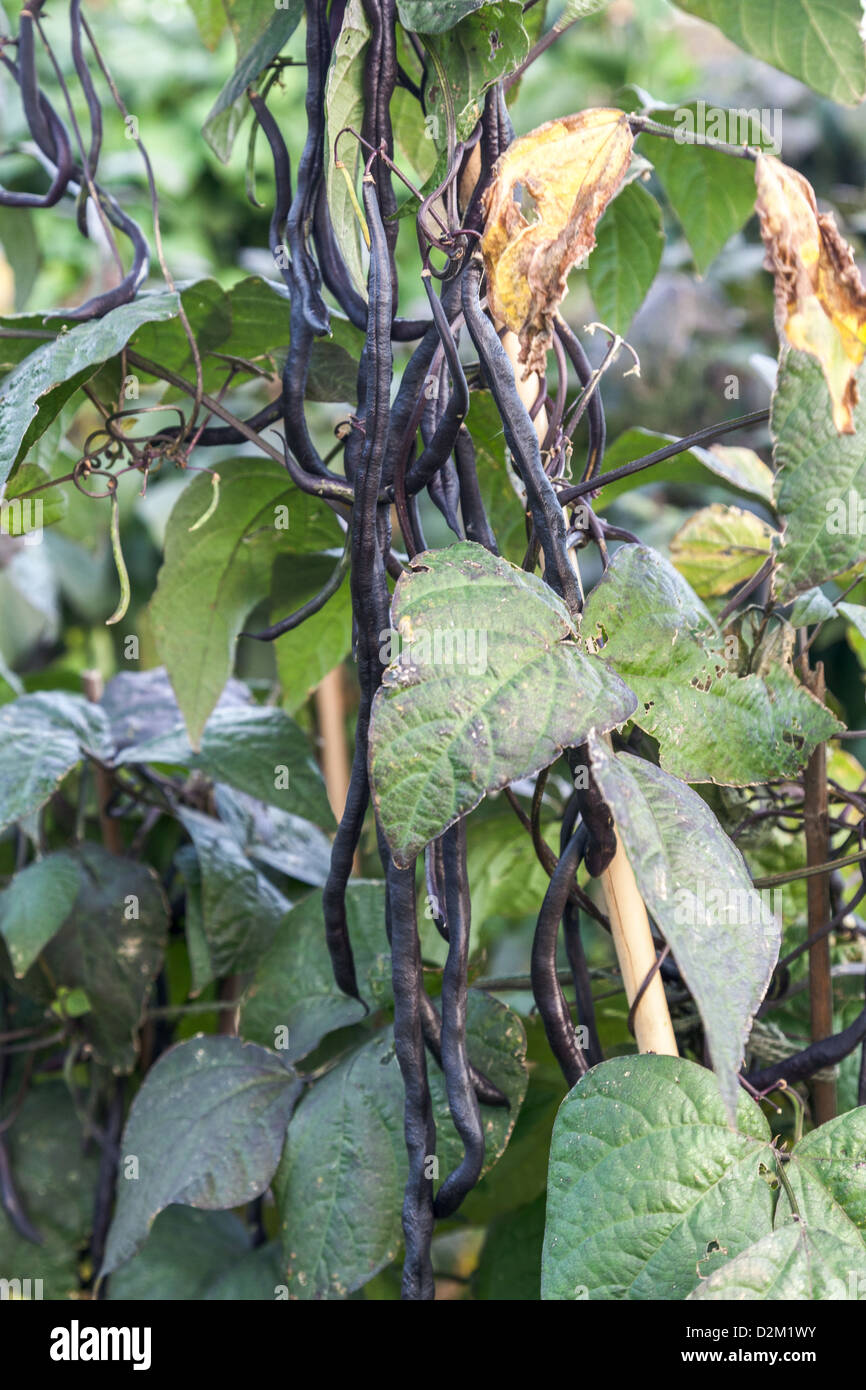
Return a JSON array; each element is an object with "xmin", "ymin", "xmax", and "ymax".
[
  {"xmin": 755, "ymin": 152, "xmax": 866, "ymax": 434},
  {"xmin": 480, "ymin": 109, "xmax": 634, "ymax": 378}
]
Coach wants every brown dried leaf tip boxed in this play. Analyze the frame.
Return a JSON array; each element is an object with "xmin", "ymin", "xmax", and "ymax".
[
  {"xmin": 755, "ymin": 152, "xmax": 866, "ymax": 434},
  {"xmin": 480, "ymin": 109, "xmax": 634, "ymax": 379}
]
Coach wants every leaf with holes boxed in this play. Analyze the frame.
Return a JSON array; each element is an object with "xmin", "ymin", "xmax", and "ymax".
[
  {"xmin": 689, "ymin": 1223, "xmax": 866, "ymax": 1300},
  {"xmin": 582, "ymin": 544, "xmax": 841, "ymax": 783},
  {"xmin": 425, "ymin": 3, "xmax": 530, "ymax": 150},
  {"xmin": 368, "ymin": 542, "xmax": 636, "ymax": 866},
  {"xmin": 482, "ymin": 108, "xmax": 633, "ymax": 375},
  {"xmin": 397, "ymin": 0, "xmax": 489, "ymax": 31},
  {"xmin": 542, "ymin": 1055, "xmax": 778, "ymax": 1300}
]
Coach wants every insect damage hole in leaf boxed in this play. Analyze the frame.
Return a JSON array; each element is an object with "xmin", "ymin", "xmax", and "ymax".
[
  {"xmin": 480, "ymin": 109, "xmax": 634, "ymax": 376},
  {"xmin": 367, "ymin": 542, "xmax": 636, "ymax": 865}
]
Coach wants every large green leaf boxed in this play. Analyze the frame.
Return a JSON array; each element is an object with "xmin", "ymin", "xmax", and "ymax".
[
  {"xmin": 101, "ymin": 667, "xmax": 248, "ymax": 752},
  {"xmin": 424, "ymin": 2, "xmax": 530, "ymax": 144},
  {"xmin": 542, "ymin": 1055, "xmax": 776, "ymax": 1300},
  {"xmin": 475, "ymin": 1194, "xmax": 546, "ymax": 1300},
  {"xmin": 781, "ymin": 1106, "xmax": 866, "ymax": 1250},
  {"xmin": 213, "ymin": 785, "xmax": 333, "ymax": 886},
  {"xmin": 773, "ymin": 353, "xmax": 866, "ymax": 601},
  {"xmin": 324, "ymin": 0, "xmax": 371, "ymax": 301},
  {"xmin": 149, "ymin": 459, "xmax": 341, "ymax": 746},
  {"xmin": 397, "ymin": 0, "xmax": 489, "ymax": 31},
  {"xmin": 642, "ymin": 106, "xmax": 765, "ymax": 274},
  {"xmin": 100, "ymin": 1035, "xmax": 302, "ymax": 1277},
  {"xmin": 107, "ymin": 1207, "xmax": 268, "ymax": 1300},
  {"xmin": 240, "ymin": 883, "xmax": 390, "ymax": 1059},
  {"xmin": 670, "ymin": 503, "xmax": 776, "ymax": 597},
  {"xmin": 587, "ymin": 734, "xmax": 780, "ymax": 1120},
  {"xmin": 177, "ymin": 808, "xmax": 290, "ymax": 992},
  {"xmin": 689, "ymin": 1223, "xmax": 866, "ymax": 1300},
  {"xmin": 130, "ymin": 279, "xmax": 231, "ymax": 377},
  {"xmin": 186, "ymin": 0, "xmax": 226, "ymax": 49},
  {"xmin": 0, "ymin": 1086, "xmax": 100, "ymax": 1299},
  {"xmin": 203, "ymin": 0, "xmax": 304, "ymax": 161},
  {"xmin": 115, "ymin": 703, "xmax": 334, "ymax": 829},
  {"xmin": 673, "ymin": 0, "xmax": 866, "ymax": 106},
  {"xmin": 220, "ymin": 275, "xmax": 290, "ymax": 359},
  {"xmin": 18, "ymin": 844, "xmax": 169, "ymax": 1070},
  {"xmin": 274, "ymin": 1029, "xmax": 405, "ymax": 1300},
  {"xmin": 0, "ymin": 692, "xmax": 112, "ymax": 832},
  {"xmin": 273, "ymin": 991, "xmax": 526, "ymax": 1299},
  {"xmin": 270, "ymin": 551, "xmax": 353, "ymax": 713},
  {"xmin": 466, "ymin": 812, "xmax": 553, "ymax": 930},
  {"xmin": 2, "ymin": 462, "xmax": 67, "ymax": 533},
  {"xmin": 0, "ymin": 292, "xmax": 180, "ymax": 485},
  {"xmin": 582, "ymin": 544, "xmax": 841, "ymax": 783},
  {"xmin": 587, "ymin": 181, "xmax": 663, "ymax": 335},
  {"xmin": 368, "ymin": 541, "xmax": 636, "ymax": 865},
  {"xmin": 0, "ymin": 852, "xmax": 83, "ymax": 977}
]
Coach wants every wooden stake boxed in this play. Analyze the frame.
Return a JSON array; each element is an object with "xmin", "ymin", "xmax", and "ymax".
[
  {"xmin": 802, "ymin": 664, "xmax": 836, "ymax": 1124},
  {"xmin": 500, "ymin": 333, "xmax": 676, "ymax": 1057},
  {"xmin": 601, "ymin": 829, "xmax": 678, "ymax": 1056},
  {"xmin": 502, "ymin": 328, "xmax": 548, "ymax": 441},
  {"xmin": 315, "ymin": 666, "xmax": 352, "ymax": 821}
]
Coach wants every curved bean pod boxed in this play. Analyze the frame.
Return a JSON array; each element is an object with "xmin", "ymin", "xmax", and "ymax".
[
  {"xmin": 531, "ymin": 823, "xmax": 590, "ymax": 1086},
  {"xmin": 432, "ymin": 820, "xmax": 485, "ymax": 1218},
  {"xmin": 388, "ymin": 861, "xmax": 436, "ymax": 1301},
  {"xmin": 461, "ymin": 256, "xmax": 582, "ymax": 613}
]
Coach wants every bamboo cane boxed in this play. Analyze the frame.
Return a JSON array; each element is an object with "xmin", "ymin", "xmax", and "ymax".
[{"xmin": 502, "ymin": 331, "xmax": 677, "ymax": 1057}]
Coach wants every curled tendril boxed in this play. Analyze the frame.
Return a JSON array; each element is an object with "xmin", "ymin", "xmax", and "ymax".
[
  {"xmin": 105, "ymin": 484, "xmax": 130, "ymax": 626},
  {"xmin": 187, "ymin": 471, "xmax": 221, "ymax": 533}
]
